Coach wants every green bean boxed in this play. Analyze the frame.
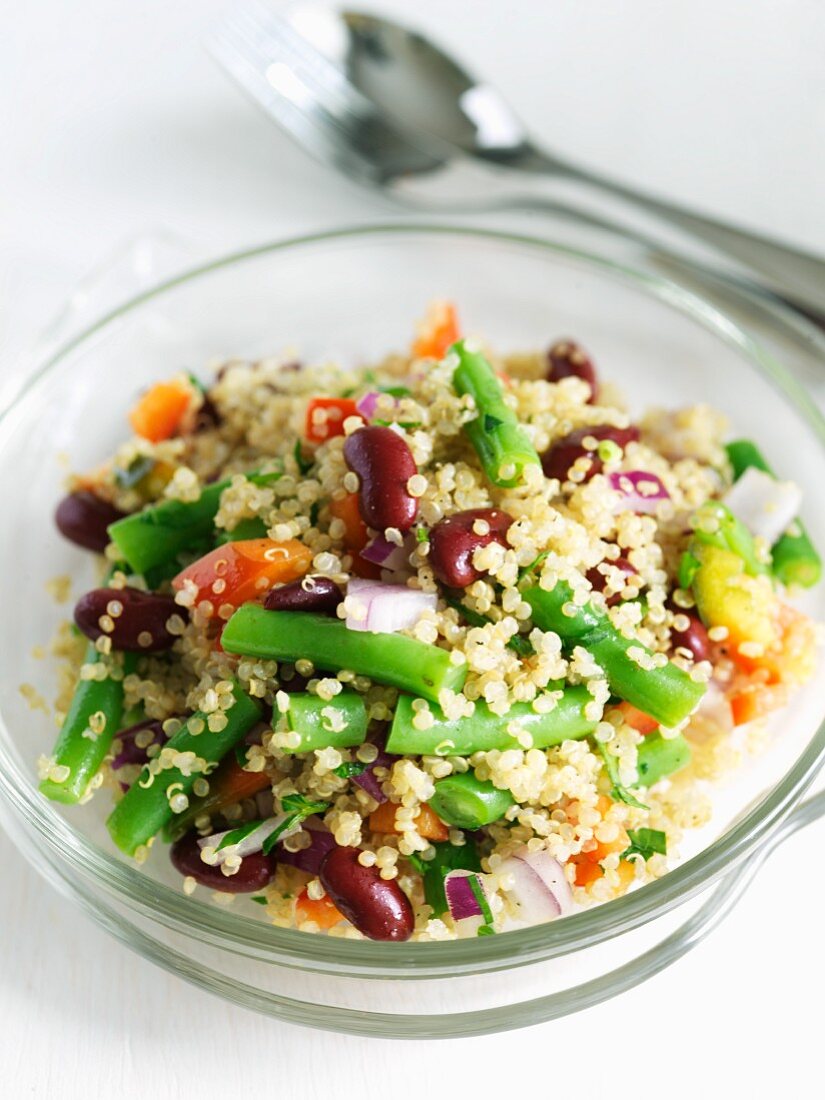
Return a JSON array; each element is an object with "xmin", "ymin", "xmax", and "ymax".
[
  {"xmin": 726, "ymin": 438, "xmax": 821, "ymax": 588},
  {"xmin": 39, "ymin": 644, "xmax": 135, "ymax": 805},
  {"xmin": 107, "ymin": 470, "xmax": 281, "ymax": 573},
  {"xmin": 221, "ymin": 606, "xmax": 467, "ymax": 703},
  {"xmin": 215, "ymin": 517, "xmax": 269, "ymax": 544},
  {"xmin": 385, "ymin": 689, "xmax": 596, "ymax": 756},
  {"xmin": 281, "ymin": 692, "xmax": 367, "ymax": 753},
  {"xmin": 428, "ymin": 772, "xmax": 514, "ymax": 828},
  {"xmin": 690, "ymin": 499, "xmax": 767, "ymax": 577},
  {"xmin": 636, "ymin": 732, "xmax": 691, "ymax": 786},
  {"xmin": 450, "ymin": 341, "xmax": 540, "ymax": 487},
  {"xmin": 106, "ymin": 680, "xmax": 262, "ymax": 856},
  {"xmin": 524, "ymin": 582, "xmax": 705, "ymax": 727}
]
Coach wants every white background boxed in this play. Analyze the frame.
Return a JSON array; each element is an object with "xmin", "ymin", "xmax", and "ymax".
[{"xmin": 1, "ymin": 2, "xmax": 824, "ymax": 1097}]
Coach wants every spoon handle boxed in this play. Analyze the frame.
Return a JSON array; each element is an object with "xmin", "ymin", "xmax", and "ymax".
[{"xmin": 505, "ymin": 145, "xmax": 825, "ymax": 322}]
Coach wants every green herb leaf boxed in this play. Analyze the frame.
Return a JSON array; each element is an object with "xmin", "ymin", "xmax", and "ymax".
[
  {"xmin": 114, "ymin": 455, "xmax": 156, "ymax": 490},
  {"xmin": 518, "ymin": 549, "xmax": 550, "ymax": 582},
  {"xmin": 477, "ymin": 923, "xmax": 496, "ymax": 936},
  {"xmin": 187, "ymin": 372, "xmax": 207, "ymax": 396},
  {"xmin": 234, "ymin": 743, "xmax": 249, "ymax": 768},
  {"xmin": 250, "ymin": 895, "xmax": 268, "ymax": 905},
  {"xmin": 622, "ymin": 828, "xmax": 667, "ymax": 862},
  {"xmin": 293, "ymin": 439, "xmax": 313, "ymax": 476},
  {"xmin": 594, "ymin": 742, "xmax": 650, "ymax": 810},
  {"xmin": 373, "ymin": 419, "xmax": 421, "ymax": 430},
  {"xmin": 483, "ymin": 413, "xmax": 503, "ymax": 432},
  {"xmin": 467, "ymin": 874, "xmax": 494, "ymax": 926},
  {"xmin": 333, "ymin": 761, "xmax": 369, "ymax": 779},
  {"xmin": 261, "ymin": 793, "xmax": 330, "ymax": 855},
  {"xmin": 415, "ymin": 526, "xmax": 429, "ymax": 544},
  {"xmin": 216, "ymin": 819, "xmax": 266, "ymax": 851},
  {"xmin": 380, "ymin": 385, "xmax": 412, "ymax": 398},
  {"xmin": 309, "ymin": 501, "xmax": 320, "ymax": 528}
]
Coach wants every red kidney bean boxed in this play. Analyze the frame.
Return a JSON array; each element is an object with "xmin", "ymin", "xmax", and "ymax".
[
  {"xmin": 111, "ymin": 719, "xmax": 167, "ymax": 771},
  {"xmin": 74, "ymin": 586, "xmax": 186, "ymax": 652},
  {"xmin": 191, "ymin": 393, "xmax": 222, "ymax": 433},
  {"xmin": 264, "ymin": 575, "xmax": 342, "ymax": 614},
  {"xmin": 429, "ymin": 508, "xmax": 514, "ymax": 588},
  {"xmin": 343, "ymin": 426, "xmax": 419, "ymax": 532},
  {"xmin": 55, "ymin": 490, "xmax": 127, "ymax": 552},
  {"xmin": 170, "ymin": 832, "xmax": 276, "ymax": 893},
  {"xmin": 586, "ymin": 556, "xmax": 638, "ymax": 606},
  {"xmin": 319, "ymin": 845, "xmax": 414, "ymax": 941},
  {"xmin": 541, "ymin": 425, "xmax": 640, "ymax": 483},
  {"xmin": 669, "ymin": 610, "xmax": 711, "ymax": 663},
  {"xmin": 547, "ymin": 339, "xmax": 598, "ymax": 402}
]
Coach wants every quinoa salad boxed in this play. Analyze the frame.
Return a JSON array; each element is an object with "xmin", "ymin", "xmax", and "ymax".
[{"xmin": 37, "ymin": 302, "xmax": 821, "ymax": 942}]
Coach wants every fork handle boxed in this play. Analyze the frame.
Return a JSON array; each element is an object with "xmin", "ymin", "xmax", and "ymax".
[{"xmin": 504, "ymin": 145, "xmax": 825, "ymax": 323}]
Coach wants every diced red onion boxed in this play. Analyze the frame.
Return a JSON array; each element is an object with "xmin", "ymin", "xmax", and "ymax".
[
  {"xmin": 352, "ymin": 749, "xmax": 394, "ymax": 804},
  {"xmin": 360, "ymin": 533, "xmax": 413, "ymax": 572},
  {"xmin": 198, "ymin": 814, "xmax": 295, "ymax": 865},
  {"xmin": 444, "ymin": 870, "xmax": 487, "ymax": 922},
  {"xmin": 355, "ymin": 391, "xmax": 382, "ymax": 419},
  {"xmin": 497, "ymin": 848, "xmax": 573, "ymax": 925},
  {"xmin": 111, "ymin": 719, "xmax": 167, "ymax": 771},
  {"xmin": 607, "ymin": 470, "xmax": 670, "ymax": 515},
  {"xmin": 345, "ymin": 578, "xmax": 437, "ymax": 634},
  {"xmin": 273, "ymin": 827, "xmax": 338, "ymax": 874},
  {"xmin": 722, "ymin": 466, "xmax": 802, "ymax": 545}
]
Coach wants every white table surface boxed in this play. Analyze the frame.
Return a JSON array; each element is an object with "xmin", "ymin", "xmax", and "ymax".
[{"xmin": 2, "ymin": 2, "xmax": 824, "ymax": 1096}]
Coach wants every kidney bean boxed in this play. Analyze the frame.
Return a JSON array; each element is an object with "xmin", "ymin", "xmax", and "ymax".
[
  {"xmin": 191, "ymin": 393, "xmax": 222, "ymax": 433},
  {"xmin": 586, "ymin": 556, "xmax": 638, "ymax": 606},
  {"xmin": 55, "ymin": 490, "xmax": 127, "ymax": 552},
  {"xmin": 264, "ymin": 575, "xmax": 342, "ymax": 614},
  {"xmin": 343, "ymin": 426, "xmax": 419, "ymax": 532},
  {"xmin": 111, "ymin": 719, "xmax": 167, "ymax": 770},
  {"xmin": 74, "ymin": 586, "xmax": 186, "ymax": 652},
  {"xmin": 429, "ymin": 508, "xmax": 514, "ymax": 588},
  {"xmin": 541, "ymin": 425, "xmax": 640, "ymax": 483},
  {"xmin": 171, "ymin": 832, "xmax": 277, "ymax": 893},
  {"xmin": 547, "ymin": 339, "xmax": 598, "ymax": 402},
  {"xmin": 669, "ymin": 610, "xmax": 711, "ymax": 663},
  {"xmin": 319, "ymin": 845, "xmax": 414, "ymax": 941}
]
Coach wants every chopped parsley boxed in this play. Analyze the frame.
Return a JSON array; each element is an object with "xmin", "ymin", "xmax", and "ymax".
[
  {"xmin": 250, "ymin": 895, "xmax": 268, "ymax": 905},
  {"xmin": 261, "ymin": 793, "xmax": 329, "ymax": 855},
  {"xmin": 594, "ymin": 741, "xmax": 649, "ymax": 810},
  {"xmin": 622, "ymin": 828, "xmax": 667, "ymax": 862},
  {"xmin": 293, "ymin": 439, "xmax": 314, "ymax": 475},
  {"xmin": 216, "ymin": 819, "xmax": 265, "ymax": 851},
  {"xmin": 114, "ymin": 454, "xmax": 155, "ymax": 489},
  {"xmin": 333, "ymin": 761, "xmax": 369, "ymax": 779},
  {"xmin": 483, "ymin": 413, "xmax": 503, "ymax": 431}
]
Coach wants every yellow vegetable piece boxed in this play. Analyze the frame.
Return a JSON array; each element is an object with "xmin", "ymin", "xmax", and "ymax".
[{"xmin": 692, "ymin": 543, "xmax": 777, "ymax": 650}]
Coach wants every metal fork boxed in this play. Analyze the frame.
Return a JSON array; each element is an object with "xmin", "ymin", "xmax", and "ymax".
[{"xmin": 207, "ymin": 3, "xmax": 825, "ymax": 341}]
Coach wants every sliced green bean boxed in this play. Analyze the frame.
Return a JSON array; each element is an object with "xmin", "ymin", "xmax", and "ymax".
[
  {"xmin": 221, "ymin": 606, "xmax": 467, "ymax": 703},
  {"xmin": 39, "ymin": 644, "xmax": 136, "ymax": 805},
  {"xmin": 215, "ymin": 516, "xmax": 269, "ymax": 544},
  {"xmin": 281, "ymin": 691, "xmax": 367, "ymax": 753},
  {"xmin": 106, "ymin": 680, "xmax": 262, "ymax": 856},
  {"xmin": 450, "ymin": 340, "xmax": 540, "ymax": 488},
  {"xmin": 636, "ymin": 733, "xmax": 691, "ymax": 786},
  {"xmin": 107, "ymin": 470, "xmax": 281, "ymax": 573},
  {"xmin": 428, "ymin": 772, "xmax": 514, "ymax": 828},
  {"xmin": 726, "ymin": 438, "xmax": 821, "ymax": 588},
  {"xmin": 524, "ymin": 582, "xmax": 705, "ymax": 727},
  {"xmin": 385, "ymin": 689, "xmax": 596, "ymax": 756}
]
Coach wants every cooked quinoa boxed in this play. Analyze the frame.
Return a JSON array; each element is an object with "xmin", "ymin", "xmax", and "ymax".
[{"xmin": 39, "ymin": 304, "xmax": 820, "ymax": 941}]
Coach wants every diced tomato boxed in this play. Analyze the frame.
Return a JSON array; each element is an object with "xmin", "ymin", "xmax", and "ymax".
[
  {"xmin": 369, "ymin": 801, "xmax": 450, "ymax": 841},
  {"xmin": 412, "ymin": 301, "xmax": 460, "ymax": 361},
  {"xmin": 173, "ymin": 538, "xmax": 312, "ymax": 615},
  {"xmin": 329, "ymin": 492, "xmax": 382, "ymax": 579},
  {"xmin": 305, "ymin": 397, "xmax": 362, "ymax": 444},
  {"xmin": 729, "ymin": 683, "xmax": 789, "ymax": 726},
  {"xmin": 129, "ymin": 381, "xmax": 192, "ymax": 443},
  {"xmin": 614, "ymin": 701, "xmax": 660, "ymax": 735},
  {"xmin": 295, "ymin": 887, "xmax": 344, "ymax": 930}
]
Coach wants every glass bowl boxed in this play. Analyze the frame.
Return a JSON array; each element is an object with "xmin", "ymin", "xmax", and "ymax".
[{"xmin": 1, "ymin": 224, "xmax": 824, "ymax": 1038}]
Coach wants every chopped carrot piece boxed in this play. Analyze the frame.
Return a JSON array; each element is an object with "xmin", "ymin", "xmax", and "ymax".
[
  {"xmin": 732, "ymin": 603, "xmax": 817, "ymax": 686},
  {"xmin": 614, "ymin": 701, "xmax": 659, "ymax": 735},
  {"xmin": 305, "ymin": 397, "xmax": 362, "ymax": 444},
  {"xmin": 329, "ymin": 492, "xmax": 382, "ymax": 579},
  {"xmin": 129, "ymin": 381, "xmax": 191, "ymax": 443},
  {"xmin": 295, "ymin": 887, "xmax": 344, "ymax": 930},
  {"xmin": 412, "ymin": 301, "xmax": 460, "ymax": 360},
  {"xmin": 729, "ymin": 683, "xmax": 788, "ymax": 726},
  {"xmin": 210, "ymin": 756, "xmax": 271, "ymax": 805},
  {"xmin": 173, "ymin": 538, "xmax": 312, "ymax": 615},
  {"xmin": 369, "ymin": 801, "xmax": 450, "ymax": 841},
  {"xmin": 570, "ymin": 824, "xmax": 630, "ymax": 887}
]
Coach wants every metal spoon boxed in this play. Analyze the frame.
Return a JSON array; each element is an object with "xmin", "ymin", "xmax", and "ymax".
[
  {"xmin": 294, "ymin": 5, "xmax": 825, "ymax": 321},
  {"xmin": 209, "ymin": 2, "xmax": 825, "ymax": 324}
]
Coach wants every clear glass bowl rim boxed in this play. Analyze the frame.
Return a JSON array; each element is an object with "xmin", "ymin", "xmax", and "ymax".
[{"xmin": 1, "ymin": 221, "xmax": 824, "ymax": 978}]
